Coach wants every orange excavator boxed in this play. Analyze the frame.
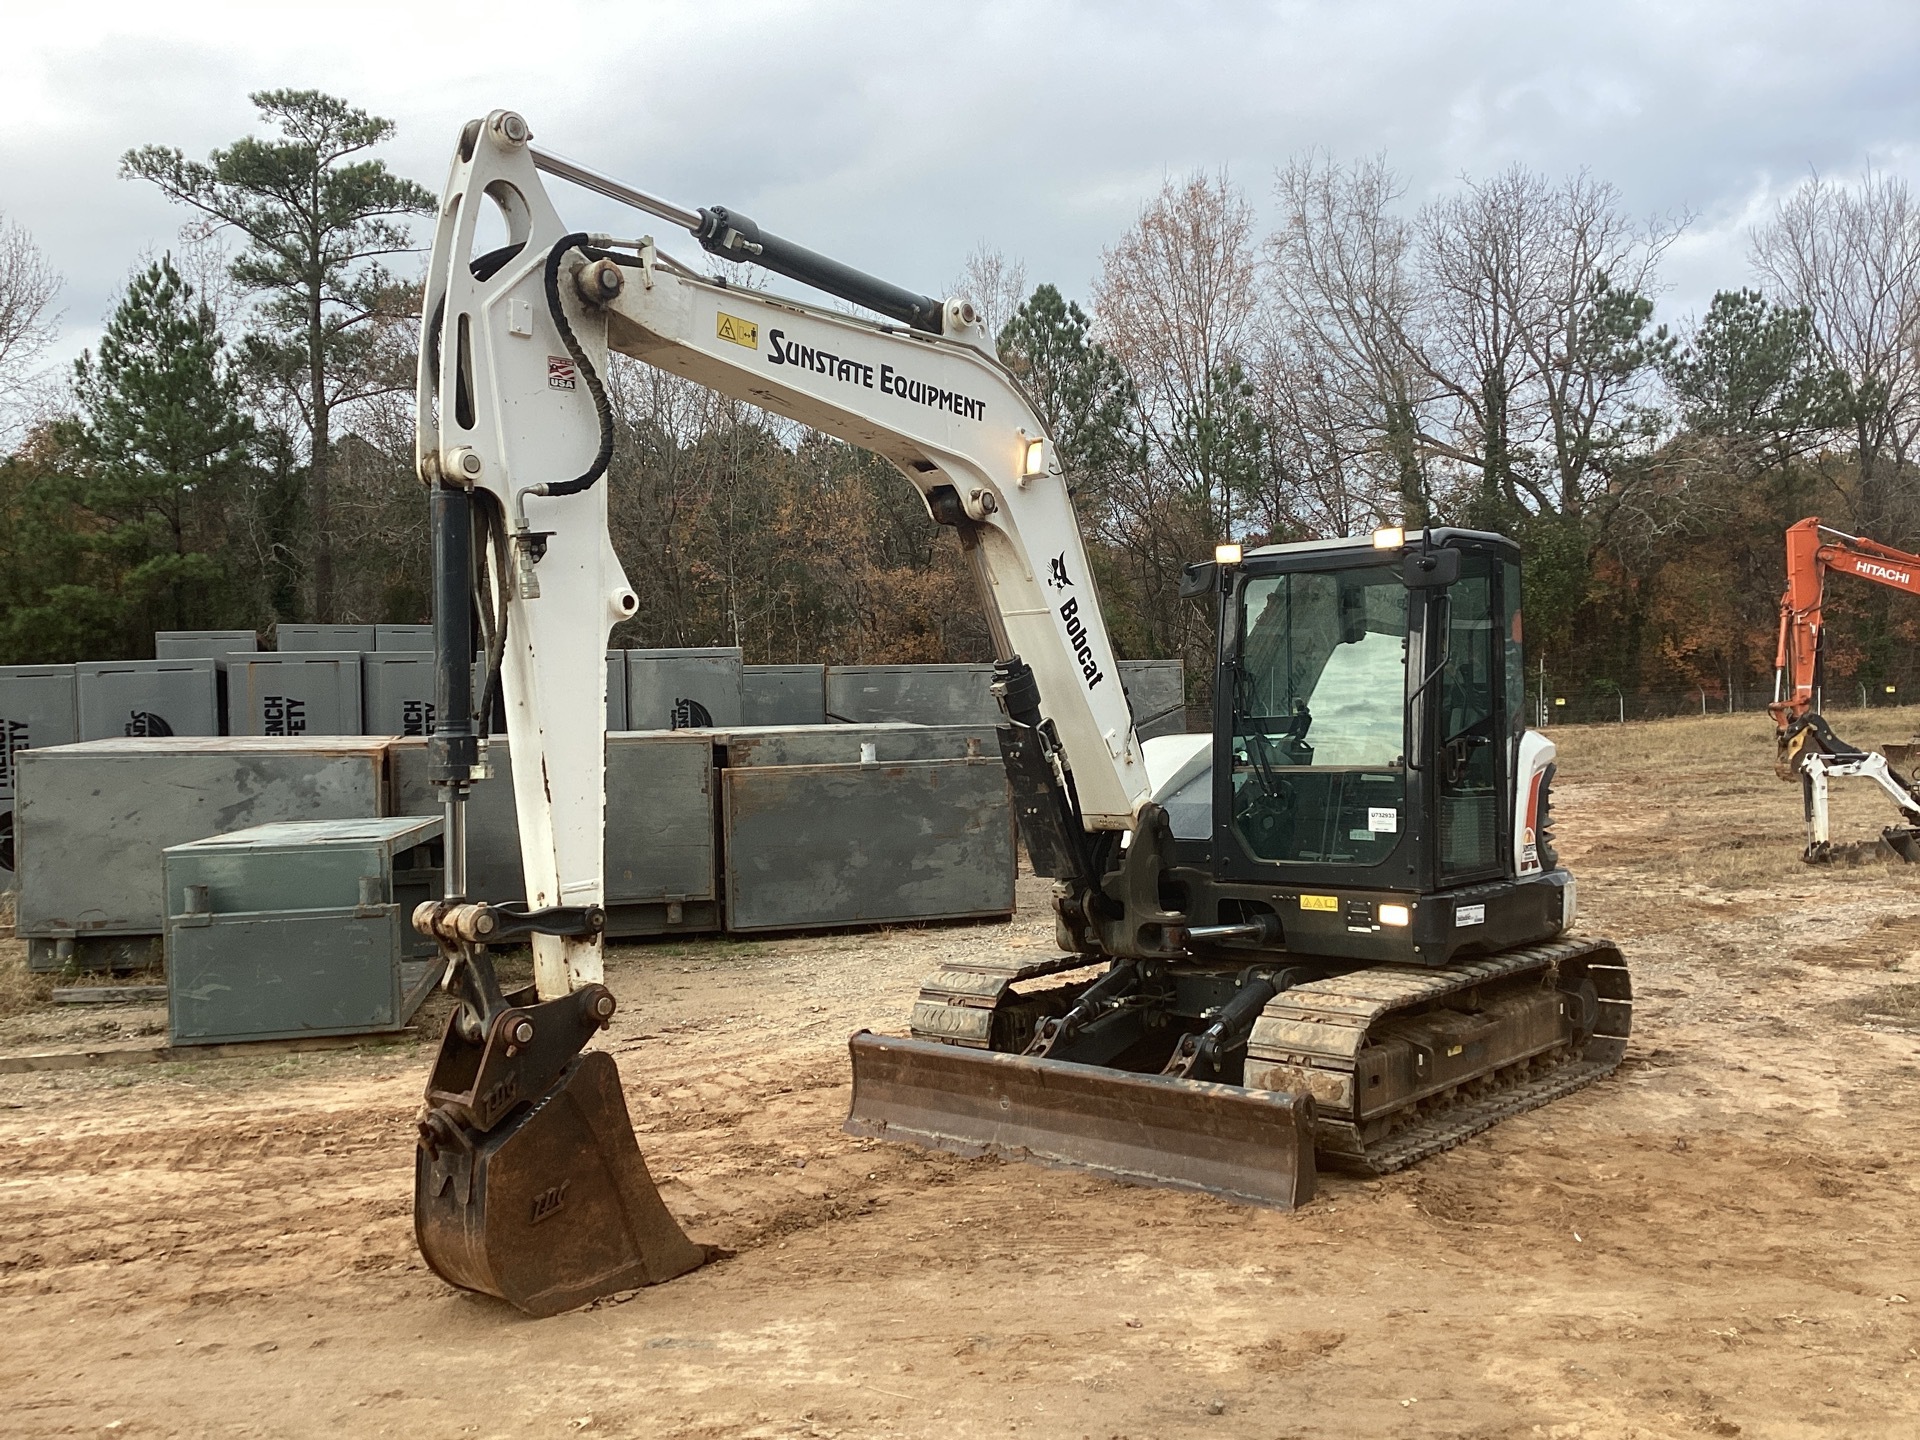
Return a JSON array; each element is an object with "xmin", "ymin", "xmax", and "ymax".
[{"xmin": 1771, "ymin": 516, "xmax": 1920, "ymax": 861}]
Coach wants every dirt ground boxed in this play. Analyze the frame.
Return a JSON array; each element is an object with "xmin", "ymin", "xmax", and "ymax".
[{"xmin": 5, "ymin": 710, "xmax": 1920, "ymax": 1439}]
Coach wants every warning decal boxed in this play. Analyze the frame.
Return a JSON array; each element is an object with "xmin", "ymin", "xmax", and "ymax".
[
  {"xmin": 716, "ymin": 312, "xmax": 759, "ymax": 348},
  {"xmin": 1300, "ymin": 894, "xmax": 1338, "ymax": 912}
]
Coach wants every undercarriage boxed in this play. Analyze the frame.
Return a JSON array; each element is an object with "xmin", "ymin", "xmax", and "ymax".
[{"xmin": 846, "ymin": 933, "xmax": 1631, "ymax": 1205}]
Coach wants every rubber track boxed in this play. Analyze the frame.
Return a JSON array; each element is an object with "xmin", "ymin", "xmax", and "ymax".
[{"xmin": 1251, "ymin": 936, "xmax": 1632, "ymax": 1175}]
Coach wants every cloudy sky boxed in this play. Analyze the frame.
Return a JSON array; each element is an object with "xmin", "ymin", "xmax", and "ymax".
[{"xmin": 6, "ymin": 0, "xmax": 1920, "ymax": 382}]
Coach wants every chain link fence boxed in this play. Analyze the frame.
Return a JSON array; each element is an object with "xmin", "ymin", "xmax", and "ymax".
[{"xmin": 1527, "ymin": 679, "xmax": 1917, "ymax": 727}]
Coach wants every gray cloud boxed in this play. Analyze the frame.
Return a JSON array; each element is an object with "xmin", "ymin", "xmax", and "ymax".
[{"xmin": 4, "ymin": 0, "xmax": 1918, "ymax": 390}]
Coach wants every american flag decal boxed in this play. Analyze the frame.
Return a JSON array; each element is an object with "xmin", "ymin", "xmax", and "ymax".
[{"xmin": 547, "ymin": 356, "xmax": 577, "ymax": 390}]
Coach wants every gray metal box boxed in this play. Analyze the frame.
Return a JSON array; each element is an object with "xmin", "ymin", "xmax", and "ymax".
[
  {"xmin": 723, "ymin": 757, "xmax": 1014, "ymax": 931},
  {"xmin": 606, "ymin": 651, "xmax": 628, "ymax": 732},
  {"xmin": 15, "ymin": 737, "xmax": 388, "ymax": 952},
  {"xmin": 0, "ymin": 665, "xmax": 78, "ymax": 889},
  {"xmin": 76, "ymin": 659, "xmax": 221, "ymax": 741},
  {"xmin": 743, "ymin": 665, "xmax": 827, "ymax": 726},
  {"xmin": 627, "ymin": 647, "xmax": 743, "ymax": 731},
  {"xmin": 155, "ymin": 630, "xmax": 259, "ymax": 662},
  {"xmin": 374, "ymin": 624, "xmax": 433, "ymax": 652},
  {"xmin": 1118, "ymin": 659, "xmax": 1187, "ymax": 739},
  {"xmin": 0, "ymin": 665, "xmax": 78, "ymax": 797},
  {"xmin": 826, "ymin": 664, "xmax": 998, "ymax": 725},
  {"xmin": 607, "ymin": 734, "xmax": 715, "ymax": 904},
  {"xmin": 278, "ymin": 623, "xmax": 375, "ymax": 652},
  {"xmin": 228, "ymin": 652, "xmax": 363, "ymax": 736},
  {"xmin": 387, "ymin": 733, "xmax": 717, "ymax": 915},
  {"xmin": 389, "ymin": 737, "xmax": 523, "ymax": 905},
  {"xmin": 362, "ymin": 652, "xmax": 437, "ymax": 736},
  {"xmin": 164, "ymin": 816, "xmax": 442, "ymax": 1045},
  {"xmin": 723, "ymin": 722, "xmax": 994, "ymax": 768}
]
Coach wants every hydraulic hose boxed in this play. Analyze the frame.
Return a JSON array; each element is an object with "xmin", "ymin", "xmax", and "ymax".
[{"xmin": 538, "ymin": 232, "xmax": 614, "ymax": 498}]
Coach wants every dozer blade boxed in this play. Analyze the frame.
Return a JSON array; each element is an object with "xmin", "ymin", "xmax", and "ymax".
[
  {"xmin": 844, "ymin": 1030, "xmax": 1316, "ymax": 1209},
  {"xmin": 415, "ymin": 991, "xmax": 707, "ymax": 1317}
]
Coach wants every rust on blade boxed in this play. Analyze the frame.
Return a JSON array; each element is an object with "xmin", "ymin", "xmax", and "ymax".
[{"xmin": 844, "ymin": 1030, "xmax": 1316, "ymax": 1210}]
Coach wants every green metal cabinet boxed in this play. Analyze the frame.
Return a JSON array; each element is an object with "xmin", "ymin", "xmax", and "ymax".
[{"xmin": 164, "ymin": 816, "xmax": 442, "ymax": 1045}]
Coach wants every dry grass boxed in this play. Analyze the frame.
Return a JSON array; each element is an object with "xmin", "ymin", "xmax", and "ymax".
[
  {"xmin": 1551, "ymin": 704, "xmax": 1920, "ymax": 891},
  {"xmin": 0, "ymin": 895, "xmax": 53, "ymax": 1020}
]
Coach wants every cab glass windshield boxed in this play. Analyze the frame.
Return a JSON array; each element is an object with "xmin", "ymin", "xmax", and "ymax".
[{"xmin": 1232, "ymin": 566, "xmax": 1408, "ymax": 865}]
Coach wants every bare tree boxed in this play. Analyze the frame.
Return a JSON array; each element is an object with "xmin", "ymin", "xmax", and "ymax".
[
  {"xmin": 1751, "ymin": 170, "xmax": 1920, "ymax": 534},
  {"xmin": 1417, "ymin": 166, "xmax": 1675, "ymax": 520},
  {"xmin": 950, "ymin": 244, "xmax": 1028, "ymax": 343},
  {"xmin": 0, "ymin": 213, "xmax": 62, "ymax": 443},
  {"xmin": 1095, "ymin": 171, "xmax": 1266, "ymax": 532},
  {"xmin": 1267, "ymin": 153, "xmax": 1432, "ymax": 525}
]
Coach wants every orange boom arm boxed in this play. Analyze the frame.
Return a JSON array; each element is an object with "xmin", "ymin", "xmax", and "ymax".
[{"xmin": 1771, "ymin": 516, "xmax": 1920, "ymax": 730}]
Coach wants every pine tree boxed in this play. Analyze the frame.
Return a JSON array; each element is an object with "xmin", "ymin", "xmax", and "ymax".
[{"xmin": 67, "ymin": 255, "xmax": 254, "ymax": 645}]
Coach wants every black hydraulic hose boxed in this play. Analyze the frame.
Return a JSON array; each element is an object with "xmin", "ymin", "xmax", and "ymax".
[{"xmin": 539, "ymin": 232, "xmax": 614, "ymax": 498}]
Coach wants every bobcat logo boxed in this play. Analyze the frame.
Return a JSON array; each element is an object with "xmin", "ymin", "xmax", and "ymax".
[
  {"xmin": 1047, "ymin": 554, "xmax": 1073, "ymax": 590},
  {"xmin": 125, "ymin": 711, "xmax": 174, "ymax": 737},
  {"xmin": 671, "ymin": 697, "xmax": 713, "ymax": 730}
]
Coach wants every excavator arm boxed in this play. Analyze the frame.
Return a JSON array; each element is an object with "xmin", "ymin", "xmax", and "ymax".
[
  {"xmin": 408, "ymin": 111, "xmax": 1168, "ymax": 1313},
  {"xmin": 1769, "ymin": 516, "xmax": 1920, "ymax": 860}
]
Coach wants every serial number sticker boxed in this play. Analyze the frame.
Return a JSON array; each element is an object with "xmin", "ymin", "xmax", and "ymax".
[
  {"xmin": 1456, "ymin": 903, "xmax": 1486, "ymax": 927},
  {"xmin": 1300, "ymin": 894, "xmax": 1339, "ymax": 912},
  {"xmin": 1368, "ymin": 807, "xmax": 1398, "ymax": 834},
  {"xmin": 716, "ymin": 312, "xmax": 759, "ymax": 348},
  {"xmin": 547, "ymin": 356, "xmax": 577, "ymax": 390}
]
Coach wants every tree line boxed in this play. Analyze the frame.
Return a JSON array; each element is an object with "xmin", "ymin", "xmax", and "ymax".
[{"xmin": 2, "ymin": 91, "xmax": 1918, "ymax": 715}]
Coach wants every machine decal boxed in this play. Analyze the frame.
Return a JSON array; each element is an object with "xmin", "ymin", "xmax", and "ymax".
[
  {"xmin": 0, "ymin": 718, "xmax": 26, "ymax": 791},
  {"xmin": 1456, "ymin": 903, "xmax": 1486, "ymax": 927},
  {"xmin": 879, "ymin": 362, "xmax": 987, "ymax": 421},
  {"xmin": 1521, "ymin": 768, "xmax": 1546, "ymax": 872},
  {"xmin": 1367, "ymin": 807, "xmax": 1398, "ymax": 833},
  {"xmin": 547, "ymin": 356, "xmax": 577, "ymax": 391},
  {"xmin": 1057, "ymin": 597, "xmax": 1106, "ymax": 689},
  {"xmin": 715, "ymin": 312, "xmax": 759, "ymax": 348},
  {"xmin": 767, "ymin": 328, "xmax": 876, "ymax": 388},
  {"xmin": 1299, "ymin": 894, "xmax": 1338, "ymax": 912},
  {"xmin": 765, "ymin": 331, "xmax": 992, "ymax": 422},
  {"xmin": 1048, "ymin": 554, "xmax": 1072, "ymax": 590}
]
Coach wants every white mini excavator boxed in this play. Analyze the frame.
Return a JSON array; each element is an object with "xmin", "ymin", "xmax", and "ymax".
[{"xmin": 410, "ymin": 112, "xmax": 1632, "ymax": 1316}]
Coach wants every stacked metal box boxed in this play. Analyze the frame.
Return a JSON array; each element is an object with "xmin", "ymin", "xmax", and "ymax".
[
  {"xmin": 0, "ymin": 665, "xmax": 78, "ymax": 889},
  {"xmin": 373, "ymin": 624, "xmax": 433, "ymax": 651},
  {"xmin": 826, "ymin": 664, "xmax": 998, "ymax": 725},
  {"xmin": 1117, "ymin": 659, "xmax": 1188, "ymax": 739},
  {"xmin": 385, "ymin": 720, "xmax": 1010, "ymax": 936},
  {"xmin": 165, "ymin": 816, "xmax": 442, "ymax": 1045},
  {"xmin": 626, "ymin": 647, "xmax": 743, "ymax": 731},
  {"xmin": 154, "ymin": 630, "xmax": 259, "ymax": 663},
  {"xmin": 227, "ymin": 652, "xmax": 364, "ymax": 737},
  {"xmin": 14, "ymin": 736, "xmax": 388, "ymax": 971},
  {"xmin": 76, "ymin": 659, "xmax": 221, "ymax": 741},
  {"xmin": 362, "ymin": 652, "xmax": 437, "ymax": 737},
  {"xmin": 278, "ymin": 623, "xmax": 376, "ymax": 652},
  {"xmin": 742, "ymin": 664, "xmax": 827, "ymax": 726}
]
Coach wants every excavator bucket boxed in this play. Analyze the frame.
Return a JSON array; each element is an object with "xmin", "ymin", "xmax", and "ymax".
[
  {"xmin": 844, "ymin": 1031, "xmax": 1317, "ymax": 1209},
  {"xmin": 415, "ymin": 989, "xmax": 707, "ymax": 1317}
]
